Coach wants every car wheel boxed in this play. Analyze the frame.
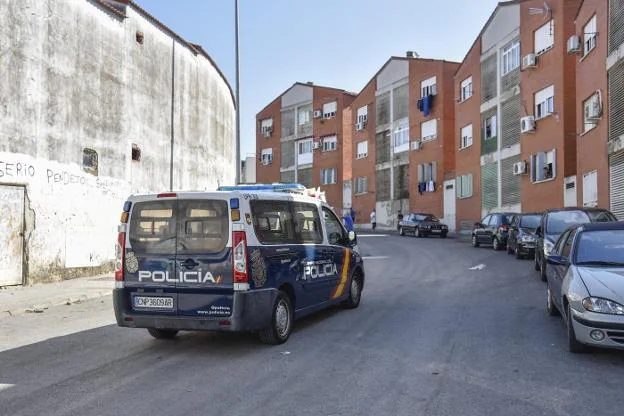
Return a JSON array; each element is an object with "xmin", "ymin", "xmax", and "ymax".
[
  {"xmin": 147, "ymin": 328, "xmax": 179, "ymax": 339},
  {"xmin": 259, "ymin": 291, "xmax": 293, "ymax": 345},
  {"xmin": 566, "ymin": 304, "xmax": 587, "ymax": 353},
  {"xmin": 342, "ymin": 272, "xmax": 362, "ymax": 309},
  {"xmin": 399, "ymin": 226, "xmax": 404, "ymax": 236},
  {"xmin": 540, "ymin": 259, "xmax": 547, "ymax": 282},
  {"xmin": 492, "ymin": 237, "xmax": 501, "ymax": 251},
  {"xmin": 471, "ymin": 234, "xmax": 479, "ymax": 247},
  {"xmin": 440, "ymin": 231, "xmax": 447, "ymax": 239},
  {"xmin": 534, "ymin": 253, "xmax": 540, "ymax": 271},
  {"xmin": 515, "ymin": 244, "xmax": 523, "ymax": 259},
  {"xmin": 547, "ymin": 285, "xmax": 559, "ymax": 316}
]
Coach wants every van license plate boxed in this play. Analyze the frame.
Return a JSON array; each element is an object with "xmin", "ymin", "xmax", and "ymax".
[{"xmin": 134, "ymin": 296, "xmax": 174, "ymax": 309}]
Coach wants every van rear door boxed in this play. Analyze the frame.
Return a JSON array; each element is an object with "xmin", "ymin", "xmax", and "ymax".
[
  {"xmin": 125, "ymin": 199, "xmax": 178, "ymax": 316},
  {"xmin": 175, "ymin": 199, "xmax": 234, "ymax": 318}
]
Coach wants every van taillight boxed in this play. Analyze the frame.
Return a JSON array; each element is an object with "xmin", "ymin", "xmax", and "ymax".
[
  {"xmin": 232, "ymin": 231, "xmax": 248, "ymax": 284},
  {"xmin": 115, "ymin": 232, "xmax": 126, "ymax": 281}
]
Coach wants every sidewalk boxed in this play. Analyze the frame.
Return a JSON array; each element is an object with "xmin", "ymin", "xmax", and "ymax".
[{"xmin": 0, "ymin": 275, "xmax": 114, "ymax": 318}]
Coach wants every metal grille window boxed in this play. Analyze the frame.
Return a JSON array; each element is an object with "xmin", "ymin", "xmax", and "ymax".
[
  {"xmin": 376, "ymin": 168, "xmax": 391, "ymax": 201},
  {"xmin": 609, "ymin": 0, "xmax": 624, "ymax": 53},
  {"xmin": 535, "ymin": 20, "xmax": 555, "ymax": 55},
  {"xmin": 460, "ymin": 76, "xmax": 473, "ymax": 101},
  {"xmin": 320, "ymin": 168, "xmax": 337, "ymax": 185},
  {"xmin": 481, "ymin": 162, "xmax": 498, "ymax": 210},
  {"xmin": 610, "ymin": 152, "xmax": 624, "ymax": 220},
  {"xmin": 280, "ymin": 141, "xmax": 295, "ymax": 169},
  {"xmin": 609, "ymin": 63, "xmax": 624, "ymax": 142},
  {"xmin": 481, "ymin": 55, "xmax": 497, "ymax": 103},
  {"xmin": 502, "ymin": 40, "xmax": 520, "ymax": 75},
  {"xmin": 456, "ymin": 174, "xmax": 473, "ymax": 198},
  {"xmin": 376, "ymin": 131, "xmax": 391, "ymax": 164},
  {"xmin": 323, "ymin": 101, "xmax": 337, "ymax": 119},
  {"xmin": 421, "ymin": 76, "xmax": 437, "ymax": 97},
  {"xmin": 460, "ymin": 124, "xmax": 473, "ymax": 149},
  {"xmin": 393, "ymin": 84, "xmax": 409, "ymax": 121},
  {"xmin": 355, "ymin": 177, "xmax": 368, "ymax": 194},
  {"xmin": 395, "ymin": 164, "xmax": 409, "ymax": 199},
  {"xmin": 357, "ymin": 141, "xmax": 368, "ymax": 159},
  {"xmin": 322, "ymin": 136, "xmax": 337, "ymax": 152},
  {"xmin": 501, "ymin": 94, "xmax": 521, "ymax": 148},
  {"xmin": 583, "ymin": 170, "xmax": 598, "ymax": 207},
  {"xmin": 281, "ymin": 109, "xmax": 295, "ymax": 137},
  {"xmin": 501, "ymin": 155, "xmax": 521, "ymax": 206},
  {"xmin": 535, "ymin": 85, "xmax": 554, "ymax": 119},
  {"xmin": 376, "ymin": 92, "xmax": 390, "ymax": 126},
  {"xmin": 583, "ymin": 15, "xmax": 597, "ymax": 56},
  {"xmin": 530, "ymin": 149, "xmax": 557, "ymax": 182}
]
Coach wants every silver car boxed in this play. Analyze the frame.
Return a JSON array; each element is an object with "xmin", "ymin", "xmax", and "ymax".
[{"xmin": 545, "ymin": 221, "xmax": 624, "ymax": 352}]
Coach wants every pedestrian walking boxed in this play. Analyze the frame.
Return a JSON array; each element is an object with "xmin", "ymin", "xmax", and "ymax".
[
  {"xmin": 370, "ymin": 209, "xmax": 376, "ymax": 230},
  {"xmin": 350, "ymin": 207, "xmax": 356, "ymax": 224}
]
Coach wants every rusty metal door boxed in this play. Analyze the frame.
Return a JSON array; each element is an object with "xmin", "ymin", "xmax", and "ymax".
[{"xmin": 0, "ymin": 185, "xmax": 25, "ymax": 286}]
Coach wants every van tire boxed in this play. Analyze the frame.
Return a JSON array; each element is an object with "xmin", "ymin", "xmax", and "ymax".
[
  {"xmin": 259, "ymin": 291, "xmax": 293, "ymax": 345},
  {"xmin": 147, "ymin": 328, "xmax": 179, "ymax": 339},
  {"xmin": 342, "ymin": 272, "xmax": 362, "ymax": 309}
]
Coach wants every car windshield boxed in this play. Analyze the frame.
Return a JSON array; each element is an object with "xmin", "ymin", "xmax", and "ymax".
[
  {"xmin": 520, "ymin": 215, "xmax": 540, "ymax": 229},
  {"xmin": 576, "ymin": 230, "xmax": 624, "ymax": 266},
  {"xmin": 413, "ymin": 214, "xmax": 433, "ymax": 221},
  {"xmin": 546, "ymin": 211, "xmax": 590, "ymax": 234}
]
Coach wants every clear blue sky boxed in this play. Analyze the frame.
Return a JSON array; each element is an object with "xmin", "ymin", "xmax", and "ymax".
[{"xmin": 139, "ymin": 0, "xmax": 501, "ymax": 160}]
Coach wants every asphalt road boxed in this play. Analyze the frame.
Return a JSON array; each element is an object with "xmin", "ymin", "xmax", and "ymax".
[{"xmin": 1, "ymin": 234, "xmax": 624, "ymax": 416}]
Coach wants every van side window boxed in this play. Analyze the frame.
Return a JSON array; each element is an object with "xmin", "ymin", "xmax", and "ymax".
[
  {"xmin": 250, "ymin": 200, "xmax": 296, "ymax": 244},
  {"xmin": 322, "ymin": 207, "xmax": 347, "ymax": 246},
  {"xmin": 293, "ymin": 202, "xmax": 323, "ymax": 244}
]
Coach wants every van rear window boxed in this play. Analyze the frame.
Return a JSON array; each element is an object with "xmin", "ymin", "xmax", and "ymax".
[{"xmin": 129, "ymin": 199, "xmax": 228, "ymax": 254}]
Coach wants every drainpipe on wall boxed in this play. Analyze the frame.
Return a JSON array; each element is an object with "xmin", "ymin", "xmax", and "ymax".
[{"xmin": 169, "ymin": 40, "xmax": 176, "ymax": 191}]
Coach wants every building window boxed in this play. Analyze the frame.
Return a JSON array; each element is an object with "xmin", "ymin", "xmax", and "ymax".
[
  {"xmin": 355, "ymin": 176, "xmax": 368, "ymax": 194},
  {"xmin": 418, "ymin": 162, "xmax": 437, "ymax": 183},
  {"xmin": 502, "ymin": 41, "xmax": 520, "ymax": 75},
  {"xmin": 297, "ymin": 138, "xmax": 313, "ymax": 165},
  {"xmin": 583, "ymin": 170, "xmax": 598, "ymax": 207},
  {"xmin": 534, "ymin": 20, "xmax": 555, "ymax": 55},
  {"xmin": 421, "ymin": 119, "xmax": 437, "ymax": 142},
  {"xmin": 83, "ymin": 148, "xmax": 98, "ymax": 176},
  {"xmin": 456, "ymin": 174, "xmax": 473, "ymax": 198},
  {"xmin": 535, "ymin": 85, "xmax": 554, "ymax": 119},
  {"xmin": 530, "ymin": 149, "xmax": 556, "ymax": 183},
  {"xmin": 297, "ymin": 108, "xmax": 311, "ymax": 125},
  {"xmin": 460, "ymin": 76, "xmax": 473, "ymax": 101},
  {"xmin": 261, "ymin": 118, "xmax": 273, "ymax": 135},
  {"xmin": 322, "ymin": 135, "xmax": 337, "ymax": 152},
  {"xmin": 393, "ymin": 124, "xmax": 409, "ymax": 151},
  {"xmin": 460, "ymin": 124, "xmax": 473, "ymax": 149},
  {"xmin": 322, "ymin": 101, "xmax": 337, "ymax": 119},
  {"xmin": 483, "ymin": 114, "xmax": 497, "ymax": 140},
  {"xmin": 320, "ymin": 168, "xmax": 337, "ymax": 185},
  {"xmin": 583, "ymin": 15, "xmax": 597, "ymax": 56},
  {"xmin": 261, "ymin": 148, "xmax": 273, "ymax": 165},
  {"xmin": 583, "ymin": 92, "xmax": 601, "ymax": 133},
  {"xmin": 356, "ymin": 140, "xmax": 368, "ymax": 159},
  {"xmin": 421, "ymin": 76, "xmax": 437, "ymax": 97},
  {"xmin": 132, "ymin": 144, "xmax": 141, "ymax": 161},
  {"xmin": 356, "ymin": 105, "xmax": 368, "ymax": 124}
]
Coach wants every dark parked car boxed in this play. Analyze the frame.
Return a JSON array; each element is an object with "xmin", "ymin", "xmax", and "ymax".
[
  {"xmin": 545, "ymin": 222, "xmax": 624, "ymax": 352},
  {"xmin": 535, "ymin": 207, "xmax": 617, "ymax": 281},
  {"xmin": 506, "ymin": 212, "xmax": 541, "ymax": 259},
  {"xmin": 471, "ymin": 213, "xmax": 515, "ymax": 250},
  {"xmin": 398, "ymin": 213, "xmax": 448, "ymax": 238}
]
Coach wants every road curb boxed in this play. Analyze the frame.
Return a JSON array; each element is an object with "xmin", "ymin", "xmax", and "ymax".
[{"xmin": 1, "ymin": 290, "xmax": 112, "ymax": 319}]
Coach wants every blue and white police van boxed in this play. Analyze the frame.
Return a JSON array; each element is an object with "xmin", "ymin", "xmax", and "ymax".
[{"xmin": 113, "ymin": 184, "xmax": 364, "ymax": 344}]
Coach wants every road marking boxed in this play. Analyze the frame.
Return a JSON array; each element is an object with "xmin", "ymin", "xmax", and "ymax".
[
  {"xmin": 0, "ymin": 384, "xmax": 15, "ymax": 392},
  {"xmin": 362, "ymin": 256, "xmax": 389, "ymax": 260},
  {"xmin": 469, "ymin": 264, "xmax": 486, "ymax": 270},
  {"xmin": 358, "ymin": 234, "xmax": 388, "ymax": 237}
]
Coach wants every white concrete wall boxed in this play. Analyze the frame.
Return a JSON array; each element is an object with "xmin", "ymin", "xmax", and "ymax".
[
  {"xmin": 281, "ymin": 84, "xmax": 313, "ymax": 109},
  {"xmin": 376, "ymin": 59, "xmax": 409, "ymax": 92},
  {"xmin": 482, "ymin": 4, "xmax": 520, "ymax": 54},
  {"xmin": 0, "ymin": 0, "xmax": 235, "ymax": 283}
]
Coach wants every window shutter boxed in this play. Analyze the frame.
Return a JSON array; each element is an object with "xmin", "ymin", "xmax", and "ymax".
[
  {"xmin": 432, "ymin": 161, "xmax": 438, "ymax": 182},
  {"xmin": 456, "ymin": 177, "xmax": 461, "ymax": 198},
  {"xmin": 418, "ymin": 164, "xmax": 423, "ymax": 182}
]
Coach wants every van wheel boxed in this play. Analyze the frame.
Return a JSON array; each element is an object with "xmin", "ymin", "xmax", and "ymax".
[
  {"xmin": 259, "ymin": 291, "xmax": 293, "ymax": 345},
  {"xmin": 342, "ymin": 272, "xmax": 362, "ymax": 309},
  {"xmin": 147, "ymin": 328, "xmax": 179, "ymax": 339}
]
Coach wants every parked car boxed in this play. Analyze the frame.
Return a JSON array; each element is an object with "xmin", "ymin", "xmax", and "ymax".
[
  {"xmin": 398, "ymin": 213, "xmax": 448, "ymax": 238},
  {"xmin": 506, "ymin": 213, "xmax": 541, "ymax": 259},
  {"xmin": 471, "ymin": 213, "xmax": 515, "ymax": 250},
  {"xmin": 535, "ymin": 208, "xmax": 616, "ymax": 281},
  {"xmin": 545, "ymin": 222, "xmax": 624, "ymax": 352}
]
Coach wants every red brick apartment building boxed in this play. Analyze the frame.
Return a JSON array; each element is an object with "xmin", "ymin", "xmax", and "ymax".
[
  {"xmin": 349, "ymin": 56, "xmax": 458, "ymax": 229},
  {"xmin": 255, "ymin": 82, "xmax": 355, "ymax": 210}
]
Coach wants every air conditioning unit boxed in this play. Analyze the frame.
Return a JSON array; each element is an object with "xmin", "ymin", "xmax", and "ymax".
[
  {"xmin": 521, "ymin": 116, "xmax": 535, "ymax": 133},
  {"xmin": 262, "ymin": 130, "xmax": 272, "ymax": 138},
  {"xmin": 411, "ymin": 140, "xmax": 421, "ymax": 151},
  {"xmin": 355, "ymin": 122, "xmax": 365, "ymax": 131},
  {"xmin": 313, "ymin": 110, "xmax": 322, "ymax": 118},
  {"xmin": 567, "ymin": 35, "xmax": 581, "ymax": 54},
  {"xmin": 513, "ymin": 161, "xmax": 527, "ymax": 176},
  {"xmin": 312, "ymin": 141, "xmax": 320, "ymax": 150},
  {"xmin": 585, "ymin": 96, "xmax": 602, "ymax": 121},
  {"xmin": 522, "ymin": 53, "xmax": 537, "ymax": 70}
]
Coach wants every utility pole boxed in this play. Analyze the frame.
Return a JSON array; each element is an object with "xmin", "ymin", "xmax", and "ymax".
[{"xmin": 234, "ymin": 0, "xmax": 241, "ymax": 184}]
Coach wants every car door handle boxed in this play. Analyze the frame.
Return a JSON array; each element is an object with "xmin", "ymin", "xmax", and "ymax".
[{"xmin": 180, "ymin": 258, "xmax": 199, "ymax": 269}]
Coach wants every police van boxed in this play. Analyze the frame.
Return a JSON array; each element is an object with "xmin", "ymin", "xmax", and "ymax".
[{"xmin": 113, "ymin": 184, "xmax": 364, "ymax": 344}]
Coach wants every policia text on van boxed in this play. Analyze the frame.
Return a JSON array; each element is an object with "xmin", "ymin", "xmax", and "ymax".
[{"xmin": 112, "ymin": 184, "xmax": 365, "ymax": 344}]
